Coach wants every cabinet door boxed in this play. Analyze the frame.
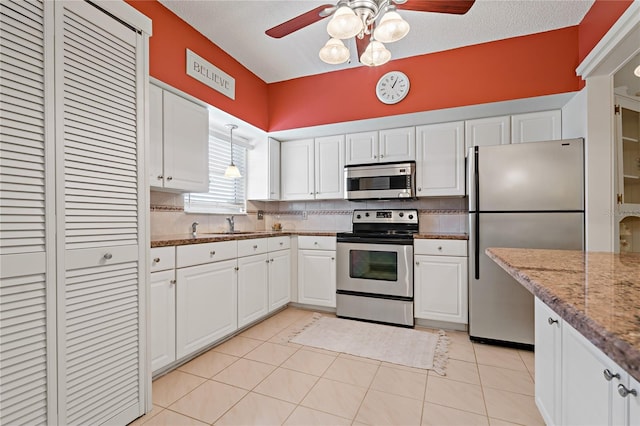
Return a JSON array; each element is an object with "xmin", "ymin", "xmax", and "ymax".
[
  {"xmin": 561, "ymin": 322, "xmax": 623, "ymax": 426},
  {"xmin": 281, "ymin": 139, "xmax": 315, "ymax": 200},
  {"xmin": 237, "ymin": 254, "xmax": 269, "ymax": 328},
  {"xmin": 465, "ymin": 115, "xmax": 510, "ymax": 152},
  {"xmin": 149, "ymin": 84, "xmax": 164, "ymax": 188},
  {"xmin": 298, "ymin": 250, "xmax": 336, "ymax": 307},
  {"xmin": 379, "ymin": 127, "xmax": 416, "ymax": 162},
  {"xmin": 247, "ymin": 137, "xmax": 280, "ymax": 201},
  {"xmin": 269, "ymin": 250, "xmax": 291, "ymax": 311},
  {"xmin": 414, "ymin": 255, "xmax": 467, "ymax": 323},
  {"xmin": 534, "ymin": 297, "xmax": 562, "ymax": 426},
  {"xmin": 627, "ymin": 375, "xmax": 640, "ymax": 426},
  {"xmin": 615, "ymin": 96, "xmax": 640, "ymax": 210},
  {"xmin": 150, "ymin": 270, "xmax": 176, "ymax": 372},
  {"xmin": 346, "ymin": 131, "xmax": 379, "ymax": 165},
  {"xmin": 162, "ymin": 90, "xmax": 209, "ymax": 192},
  {"xmin": 511, "ymin": 110, "xmax": 561, "ymax": 143},
  {"xmin": 415, "ymin": 122, "xmax": 465, "ymax": 197},
  {"xmin": 176, "ymin": 259, "xmax": 238, "ymax": 359},
  {"xmin": 269, "ymin": 138, "xmax": 281, "ymax": 200},
  {"xmin": 0, "ymin": 1, "xmax": 54, "ymax": 424},
  {"xmin": 315, "ymin": 135, "xmax": 345, "ymax": 199}
]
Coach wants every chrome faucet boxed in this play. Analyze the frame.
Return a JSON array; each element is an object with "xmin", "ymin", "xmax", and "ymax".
[
  {"xmin": 226, "ymin": 216, "xmax": 235, "ymax": 233},
  {"xmin": 191, "ymin": 221, "xmax": 199, "ymax": 237}
]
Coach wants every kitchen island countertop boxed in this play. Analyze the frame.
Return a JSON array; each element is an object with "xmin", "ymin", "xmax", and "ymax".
[{"xmin": 486, "ymin": 247, "xmax": 640, "ymax": 382}]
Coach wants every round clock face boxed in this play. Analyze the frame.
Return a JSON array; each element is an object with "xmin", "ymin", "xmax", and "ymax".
[{"xmin": 376, "ymin": 71, "xmax": 410, "ymax": 104}]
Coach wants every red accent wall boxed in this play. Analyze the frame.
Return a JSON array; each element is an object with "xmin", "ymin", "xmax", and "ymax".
[
  {"xmin": 125, "ymin": 0, "xmax": 270, "ymax": 130},
  {"xmin": 268, "ymin": 28, "xmax": 581, "ymax": 131},
  {"xmin": 578, "ymin": 0, "xmax": 633, "ymax": 64}
]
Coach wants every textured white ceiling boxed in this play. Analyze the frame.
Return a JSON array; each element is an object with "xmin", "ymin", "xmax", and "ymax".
[{"xmin": 159, "ymin": 0, "xmax": 595, "ymax": 84}]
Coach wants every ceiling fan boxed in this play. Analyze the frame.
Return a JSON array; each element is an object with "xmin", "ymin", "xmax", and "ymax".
[{"xmin": 265, "ymin": 0, "xmax": 475, "ymax": 66}]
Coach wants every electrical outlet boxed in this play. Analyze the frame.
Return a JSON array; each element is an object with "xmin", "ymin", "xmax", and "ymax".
[
  {"xmin": 257, "ymin": 210, "xmax": 264, "ymax": 220},
  {"xmin": 302, "ymin": 211, "xmax": 308, "ymax": 220}
]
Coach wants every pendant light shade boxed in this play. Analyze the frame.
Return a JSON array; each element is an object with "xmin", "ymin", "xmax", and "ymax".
[
  {"xmin": 373, "ymin": 11, "xmax": 410, "ymax": 43},
  {"xmin": 319, "ymin": 38, "xmax": 350, "ymax": 64},
  {"xmin": 327, "ymin": 6, "xmax": 363, "ymax": 39},
  {"xmin": 224, "ymin": 124, "xmax": 242, "ymax": 179},
  {"xmin": 360, "ymin": 40, "xmax": 391, "ymax": 67}
]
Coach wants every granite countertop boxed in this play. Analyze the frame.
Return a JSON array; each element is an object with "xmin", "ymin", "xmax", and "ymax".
[
  {"xmin": 486, "ymin": 247, "xmax": 640, "ymax": 382},
  {"xmin": 151, "ymin": 231, "xmax": 468, "ymax": 247}
]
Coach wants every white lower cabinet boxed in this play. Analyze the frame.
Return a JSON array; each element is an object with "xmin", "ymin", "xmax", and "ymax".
[
  {"xmin": 150, "ymin": 269, "xmax": 176, "ymax": 372},
  {"xmin": 414, "ymin": 239, "xmax": 468, "ymax": 324},
  {"xmin": 297, "ymin": 236, "xmax": 337, "ymax": 308},
  {"xmin": 269, "ymin": 249, "xmax": 291, "ymax": 311},
  {"xmin": 237, "ymin": 253, "xmax": 269, "ymax": 328},
  {"xmin": 534, "ymin": 297, "xmax": 640, "ymax": 426},
  {"xmin": 534, "ymin": 297, "xmax": 562, "ymax": 426},
  {"xmin": 176, "ymin": 259, "xmax": 238, "ymax": 359}
]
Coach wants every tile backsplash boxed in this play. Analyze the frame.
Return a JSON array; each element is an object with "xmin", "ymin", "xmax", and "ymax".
[{"xmin": 150, "ymin": 190, "xmax": 468, "ymax": 237}]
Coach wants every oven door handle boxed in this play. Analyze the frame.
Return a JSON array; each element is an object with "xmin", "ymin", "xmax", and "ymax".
[{"xmin": 336, "ymin": 237, "xmax": 414, "ymax": 245}]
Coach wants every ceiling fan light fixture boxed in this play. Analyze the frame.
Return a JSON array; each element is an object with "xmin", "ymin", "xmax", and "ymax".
[
  {"xmin": 327, "ymin": 6, "xmax": 363, "ymax": 39},
  {"xmin": 374, "ymin": 11, "xmax": 410, "ymax": 43},
  {"xmin": 634, "ymin": 64, "xmax": 640, "ymax": 78},
  {"xmin": 319, "ymin": 38, "xmax": 350, "ymax": 64},
  {"xmin": 360, "ymin": 40, "xmax": 391, "ymax": 67}
]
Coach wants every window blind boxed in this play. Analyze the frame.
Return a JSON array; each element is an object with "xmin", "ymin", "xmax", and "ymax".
[{"xmin": 184, "ymin": 132, "xmax": 246, "ymax": 214}]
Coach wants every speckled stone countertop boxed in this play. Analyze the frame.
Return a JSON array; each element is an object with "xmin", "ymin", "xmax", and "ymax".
[
  {"xmin": 486, "ymin": 247, "xmax": 640, "ymax": 382},
  {"xmin": 151, "ymin": 231, "xmax": 468, "ymax": 247}
]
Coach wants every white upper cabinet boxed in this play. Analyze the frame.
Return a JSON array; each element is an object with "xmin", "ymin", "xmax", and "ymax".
[
  {"xmin": 379, "ymin": 127, "xmax": 416, "ymax": 162},
  {"xmin": 150, "ymin": 84, "xmax": 209, "ymax": 193},
  {"xmin": 281, "ymin": 139, "xmax": 315, "ymax": 200},
  {"xmin": 511, "ymin": 110, "xmax": 562, "ymax": 143},
  {"xmin": 346, "ymin": 131, "xmax": 379, "ymax": 164},
  {"xmin": 465, "ymin": 115, "xmax": 511, "ymax": 152},
  {"xmin": 346, "ymin": 128, "xmax": 415, "ymax": 165},
  {"xmin": 415, "ymin": 122, "xmax": 465, "ymax": 197},
  {"xmin": 281, "ymin": 137, "xmax": 345, "ymax": 200},
  {"xmin": 247, "ymin": 137, "xmax": 280, "ymax": 200},
  {"xmin": 314, "ymin": 135, "xmax": 345, "ymax": 199}
]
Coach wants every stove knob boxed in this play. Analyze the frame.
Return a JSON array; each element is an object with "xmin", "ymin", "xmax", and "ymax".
[
  {"xmin": 399, "ymin": 212, "xmax": 404, "ymax": 217},
  {"xmin": 408, "ymin": 214, "xmax": 414, "ymax": 219},
  {"xmin": 356, "ymin": 214, "xmax": 361, "ymax": 219}
]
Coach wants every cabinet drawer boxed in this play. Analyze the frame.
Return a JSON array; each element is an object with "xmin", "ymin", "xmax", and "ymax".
[
  {"xmin": 177, "ymin": 241, "xmax": 237, "ymax": 268},
  {"xmin": 298, "ymin": 235, "xmax": 336, "ymax": 250},
  {"xmin": 414, "ymin": 239, "xmax": 467, "ymax": 256},
  {"xmin": 268, "ymin": 236, "xmax": 290, "ymax": 251},
  {"xmin": 238, "ymin": 238, "xmax": 268, "ymax": 257},
  {"xmin": 150, "ymin": 246, "xmax": 175, "ymax": 272}
]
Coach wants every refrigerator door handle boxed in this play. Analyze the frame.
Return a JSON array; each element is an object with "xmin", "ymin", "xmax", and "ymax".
[{"xmin": 473, "ymin": 147, "xmax": 480, "ymax": 279}]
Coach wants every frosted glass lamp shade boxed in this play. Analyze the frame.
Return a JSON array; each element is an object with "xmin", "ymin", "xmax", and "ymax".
[
  {"xmin": 224, "ymin": 164, "xmax": 242, "ymax": 178},
  {"xmin": 327, "ymin": 6, "xmax": 363, "ymax": 39},
  {"xmin": 360, "ymin": 40, "xmax": 391, "ymax": 67},
  {"xmin": 319, "ymin": 38, "xmax": 350, "ymax": 64},
  {"xmin": 373, "ymin": 11, "xmax": 410, "ymax": 43}
]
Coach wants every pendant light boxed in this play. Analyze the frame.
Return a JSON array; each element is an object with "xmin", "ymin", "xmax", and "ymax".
[{"xmin": 224, "ymin": 124, "xmax": 241, "ymax": 179}]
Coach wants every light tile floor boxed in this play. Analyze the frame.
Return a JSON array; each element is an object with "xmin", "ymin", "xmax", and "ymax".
[{"xmin": 131, "ymin": 307, "xmax": 543, "ymax": 426}]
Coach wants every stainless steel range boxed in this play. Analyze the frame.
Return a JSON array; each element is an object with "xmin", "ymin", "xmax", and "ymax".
[{"xmin": 336, "ymin": 209, "xmax": 418, "ymax": 327}]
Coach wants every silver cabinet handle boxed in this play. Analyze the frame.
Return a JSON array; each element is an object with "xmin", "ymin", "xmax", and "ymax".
[
  {"xmin": 266, "ymin": 259, "xmax": 270, "ymax": 264},
  {"xmin": 418, "ymin": 187, "xmax": 422, "ymax": 191},
  {"xmin": 157, "ymin": 175, "xmax": 163, "ymax": 180},
  {"xmin": 103, "ymin": 253, "xmax": 113, "ymax": 260},
  {"xmin": 314, "ymin": 242, "xmax": 318, "ymax": 245},
  {"xmin": 234, "ymin": 266, "xmax": 239, "ymax": 271},
  {"xmin": 170, "ymin": 279, "xmax": 176, "ymax": 285},
  {"xmin": 548, "ymin": 317, "xmax": 558, "ymax": 326},
  {"xmin": 270, "ymin": 259, "xmax": 274, "ymax": 263},
  {"xmin": 153, "ymin": 257, "xmax": 160, "ymax": 263},
  {"xmin": 380, "ymin": 154, "xmax": 384, "ymax": 158},
  {"xmin": 279, "ymin": 242, "xmax": 284, "ymax": 246},
  {"xmin": 210, "ymin": 250, "xmax": 216, "ymax": 256},
  {"xmin": 373, "ymin": 155, "xmax": 377, "ymax": 159},
  {"xmin": 618, "ymin": 384, "xmax": 638, "ymax": 397},
  {"xmin": 415, "ymin": 261, "xmax": 420, "ymax": 266},
  {"xmin": 253, "ymin": 245, "xmax": 258, "ymax": 249},
  {"xmin": 604, "ymin": 369, "xmax": 620, "ymax": 381},
  {"xmin": 166, "ymin": 176, "xmax": 173, "ymax": 181},
  {"xmin": 331, "ymin": 257, "xmax": 335, "ymax": 260},
  {"xmin": 437, "ymin": 246, "xmax": 443, "ymax": 251},
  {"xmin": 310, "ymin": 192, "xmax": 313, "ymax": 195}
]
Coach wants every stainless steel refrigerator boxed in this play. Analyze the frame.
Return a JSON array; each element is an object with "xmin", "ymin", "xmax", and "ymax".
[{"xmin": 468, "ymin": 138, "xmax": 584, "ymax": 347}]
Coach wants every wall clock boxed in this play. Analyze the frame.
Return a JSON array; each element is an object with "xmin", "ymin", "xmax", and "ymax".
[{"xmin": 376, "ymin": 71, "xmax": 410, "ymax": 105}]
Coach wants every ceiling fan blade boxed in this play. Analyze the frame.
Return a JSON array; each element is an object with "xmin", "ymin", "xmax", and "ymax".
[
  {"xmin": 396, "ymin": 0, "xmax": 475, "ymax": 14},
  {"xmin": 265, "ymin": 4, "xmax": 335, "ymax": 39}
]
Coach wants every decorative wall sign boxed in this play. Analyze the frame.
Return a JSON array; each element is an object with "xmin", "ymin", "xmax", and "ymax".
[{"xmin": 186, "ymin": 49, "xmax": 235, "ymax": 100}]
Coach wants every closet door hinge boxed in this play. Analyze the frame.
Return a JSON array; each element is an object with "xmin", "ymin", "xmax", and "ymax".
[
  {"xmin": 617, "ymin": 193, "xmax": 623, "ymax": 204},
  {"xmin": 615, "ymin": 104, "xmax": 621, "ymax": 115}
]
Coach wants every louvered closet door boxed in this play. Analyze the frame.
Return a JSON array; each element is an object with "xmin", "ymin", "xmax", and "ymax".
[
  {"xmin": 55, "ymin": 2, "xmax": 144, "ymax": 424},
  {"xmin": 0, "ymin": 1, "xmax": 55, "ymax": 425}
]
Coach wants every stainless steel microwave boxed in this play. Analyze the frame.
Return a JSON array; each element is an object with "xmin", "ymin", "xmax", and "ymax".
[{"xmin": 344, "ymin": 161, "xmax": 416, "ymax": 201}]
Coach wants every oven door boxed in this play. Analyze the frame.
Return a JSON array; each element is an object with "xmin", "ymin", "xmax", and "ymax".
[{"xmin": 336, "ymin": 241, "xmax": 413, "ymax": 298}]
